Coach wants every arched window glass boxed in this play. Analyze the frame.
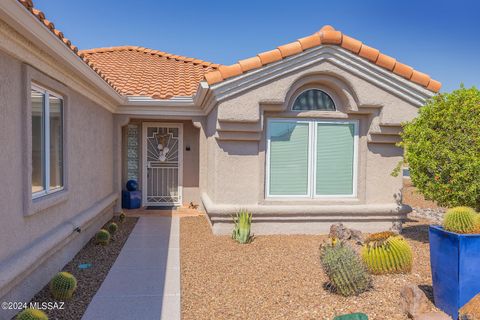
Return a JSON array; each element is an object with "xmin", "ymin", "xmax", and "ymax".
[{"xmin": 292, "ymin": 89, "xmax": 335, "ymax": 111}]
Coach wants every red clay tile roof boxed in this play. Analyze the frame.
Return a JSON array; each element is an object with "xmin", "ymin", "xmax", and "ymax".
[
  {"xmin": 17, "ymin": 0, "xmax": 124, "ymax": 95},
  {"xmin": 204, "ymin": 25, "xmax": 442, "ymax": 93},
  {"xmin": 80, "ymin": 46, "xmax": 221, "ymax": 99}
]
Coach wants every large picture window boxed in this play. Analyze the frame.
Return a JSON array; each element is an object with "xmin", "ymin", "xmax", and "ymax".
[
  {"xmin": 31, "ymin": 85, "xmax": 64, "ymax": 197},
  {"xmin": 266, "ymin": 119, "xmax": 357, "ymax": 198}
]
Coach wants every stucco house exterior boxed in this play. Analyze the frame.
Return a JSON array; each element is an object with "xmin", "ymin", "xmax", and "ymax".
[{"xmin": 0, "ymin": 0, "xmax": 441, "ymax": 317}]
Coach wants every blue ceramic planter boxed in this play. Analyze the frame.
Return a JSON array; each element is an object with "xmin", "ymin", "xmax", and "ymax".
[{"xmin": 429, "ymin": 225, "xmax": 480, "ymax": 319}]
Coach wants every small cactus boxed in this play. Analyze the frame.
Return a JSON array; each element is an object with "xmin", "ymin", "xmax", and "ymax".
[
  {"xmin": 49, "ymin": 271, "xmax": 77, "ymax": 300},
  {"xmin": 119, "ymin": 212, "xmax": 126, "ymax": 223},
  {"xmin": 16, "ymin": 308, "xmax": 48, "ymax": 320},
  {"xmin": 95, "ymin": 229, "xmax": 110, "ymax": 245},
  {"xmin": 231, "ymin": 210, "xmax": 252, "ymax": 244},
  {"xmin": 361, "ymin": 232, "xmax": 413, "ymax": 274},
  {"xmin": 320, "ymin": 241, "xmax": 371, "ymax": 296},
  {"xmin": 108, "ymin": 222, "xmax": 118, "ymax": 235},
  {"xmin": 443, "ymin": 206, "xmax": 477, "ymax": 234}
]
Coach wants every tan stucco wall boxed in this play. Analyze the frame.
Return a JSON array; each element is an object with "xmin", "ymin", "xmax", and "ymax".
[
  {"xmin": 202, "ymin": 58, "xmax": 420, "ymax": 234},
  {"xmin": 0, "ymin": 48, "xmax": 115, "ymax": 307}
]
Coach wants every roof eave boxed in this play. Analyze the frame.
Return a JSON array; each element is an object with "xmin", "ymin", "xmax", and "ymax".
[
  {"xmin": 1, "ymin": 1, "xmax": 125, "ymax": 110},
  {"xmin": 208, "ymin": 45, "xmax": 435, "ymax": 108}
]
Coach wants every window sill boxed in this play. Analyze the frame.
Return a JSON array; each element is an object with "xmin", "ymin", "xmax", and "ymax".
[
  {"xmin": 26, "ymin": 189, "xmax": 69, "ymax": 216},
  {"xmin": 260, "ymin": 197, "xmax": 361, "ymax": 206}
]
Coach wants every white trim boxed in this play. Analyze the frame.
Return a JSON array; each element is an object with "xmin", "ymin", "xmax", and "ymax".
[
  {"xmin": 141, "ymin": 122, "xmax": 183, "ymax": 207},
  {"xmin": 31, "ymin": 84, "xmax": 65, "ymax": 199},
  {"xmin": 265, "ymin": 118, "xmax": 358, "ymax": 199}
]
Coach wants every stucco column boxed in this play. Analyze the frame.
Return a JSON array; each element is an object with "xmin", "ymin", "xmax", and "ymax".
[{"xmin": 113, "ymin": 114, "xmax": 131, "ymax": 212}]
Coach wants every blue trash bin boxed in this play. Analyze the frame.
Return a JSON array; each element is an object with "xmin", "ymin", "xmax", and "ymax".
[
  {"xmin": 122, "ymin": 190, "xmax": 142, "ymax": 209},
  {"xmin": 429, "ymin": 225, "xmax": 480, "ymax": 319}
]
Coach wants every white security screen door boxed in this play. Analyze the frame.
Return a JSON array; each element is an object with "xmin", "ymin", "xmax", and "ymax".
[{"xmin": 142, "ymin": 123, "xmax": 183, "ymax": 206}]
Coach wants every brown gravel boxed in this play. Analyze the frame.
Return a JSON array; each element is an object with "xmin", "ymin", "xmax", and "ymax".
[
  {"xmin": 26, "ymin": 217, "xmax": 138, "ymax": 320},
  {"xmin": 181, "ymin": 215, "xmax": 445, "ymax": 320},
  {"xmin": 403, "ymin": 179, "xmax": 442, "ymax": 209}
]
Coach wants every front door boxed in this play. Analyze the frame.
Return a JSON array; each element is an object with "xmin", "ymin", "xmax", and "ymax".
[{"xmin": 142, "ymin": 123, "xmax": 183, "ymax": 206}]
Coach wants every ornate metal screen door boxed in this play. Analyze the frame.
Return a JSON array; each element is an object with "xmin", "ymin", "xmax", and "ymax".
[{"xmin": 142, "ymin": 123, "xmax": 183, "ymax": 206}]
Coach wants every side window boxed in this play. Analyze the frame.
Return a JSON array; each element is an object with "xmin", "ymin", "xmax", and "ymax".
[{"xmin": 31, "ymin": 86, "xmax": 64, "ymax": 198}]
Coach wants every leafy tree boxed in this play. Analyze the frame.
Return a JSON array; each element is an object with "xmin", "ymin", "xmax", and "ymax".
[{"xmin": 399, "ymin": 86, "xmax": 480, "ymax": 210}]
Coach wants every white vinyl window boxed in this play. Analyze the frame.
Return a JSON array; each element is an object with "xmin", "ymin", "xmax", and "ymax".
[
  {"xmin": 266, "ymin": 119, "xmax": 358, "ymax": 198},
  {"xmin": 31, "ymin": 85, "xmax": 64, "ymax": 198}
]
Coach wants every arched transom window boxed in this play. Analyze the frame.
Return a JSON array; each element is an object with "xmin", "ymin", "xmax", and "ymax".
[{"xmin": 292, "ymin": 89, "xmax": 336, "ymax": 111}]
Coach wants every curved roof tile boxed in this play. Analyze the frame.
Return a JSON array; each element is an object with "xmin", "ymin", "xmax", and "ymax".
[
  {"xmin": 80, "ymin": 46, "xmax": 219, "ymax": 97},
  {"xmin": 204, "ymin": 25, "xmax": 441, "ymax": 93}
]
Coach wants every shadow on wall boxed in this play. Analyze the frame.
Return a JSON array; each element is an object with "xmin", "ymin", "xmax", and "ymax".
[
  {"xmin": 367, "ymin": 143, "xmax": 403, "ymax": 158},
  {"xmin": 216, "ymin": 140, "xmax": 259, "ymax": 156}
]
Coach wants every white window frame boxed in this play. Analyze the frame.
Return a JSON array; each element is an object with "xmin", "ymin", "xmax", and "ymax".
[
  {"xmin": 265, "ymin": 118, "xmax": 358, "ymax": 199},
  {"xmin": 31, "ymin": 83, "xmax": 64, "ymax": 199}
]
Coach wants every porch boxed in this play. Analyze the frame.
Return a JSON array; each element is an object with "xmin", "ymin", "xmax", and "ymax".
[{"xmin": 115, "ymin": 118, "xmax": 202, "ymax": 211}]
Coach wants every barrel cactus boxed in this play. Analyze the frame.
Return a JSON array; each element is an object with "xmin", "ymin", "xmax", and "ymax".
[
  {"xmin": 361, "ymin": 231, "xmax": 413, "ymax": 274},
  {"xmin": 232, "ymin": 210, "xmax": 252, "ymax": 244},
  {"xmin": 108, "ymin": 222, "xmax": 118, "ymax": 235},
  {"xmin": 443, "ymin": 206, "xmax": 478, "ymax": 234},
  {"xmin": 95, "ymin": 229, "xmax": 110, "ymax": 245},
  {"xmin": 49, "ymin": 271, "xmax": 77, "ymax": 300},
  {"xmin": 16, "ymin": 308, "xmax": 48, "ymax": 320},
  {"xmin": 119, "ymin": 212, "xmax": 126, "ymax": 223},
  {"xmin": 320, "ymin": 241, "xmax": 371, "ymax": 296}
]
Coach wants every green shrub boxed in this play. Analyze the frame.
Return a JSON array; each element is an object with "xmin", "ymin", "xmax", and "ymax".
[
  {"xmin": 399, "ymin": 86, "xmax": 480, "ymax": 210},
  {"xmin": 119, "ymin": 212, "xmax": 126, "ymax": 223},
  {"xmin": 231, "ymin": 210, "xmax": 252, "ymax": 244},
  {"xmin": 320, "ymin": 241, "xmax": 371, "ymax": 296},
  {"xmin": 95, "ymin": 229, "xmax": 110, "ymax": 245},
  {"xmin": 443, "ymin": 206, "xmax": 478, "ymax": 234},
  {"xmin": 16, "ymin": 308, "xmax": 48, "ymax": 320},
  {"xmin": 361, "ymin": 232, "xmax": 413, "ymax": 274},
  {"xmin": 49, "ymin": 271, "xmax": 77, "ymax": 300},
  {"xmin": 108, "ymin": 222, "xmax": 118, "ymax": 235}
]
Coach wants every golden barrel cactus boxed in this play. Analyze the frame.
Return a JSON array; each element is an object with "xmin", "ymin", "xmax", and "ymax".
[{"xmin": 361, "ymin": 231, "xmax": 413, "ymax": 274}]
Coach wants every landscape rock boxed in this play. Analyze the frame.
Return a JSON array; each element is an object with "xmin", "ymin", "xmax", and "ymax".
[
  {"xmin": 390, "ymin": 221, "xmax": 403, "ymax": 234},
  {"xmin": 329, "ymin": 223, "xmax": 352, "ymax": 241},
  {"xmin": 350, "ymin": 229, "xmax": 364, "ymax": 244},
  {"xmin": 409, "ymin": 207, "xmax": 446, "ymax": 224},
  {"xmin": 400, "ymin": 284, "xmax": 430, "ymax": 318},
  {"xmin": 413, "ymin": 311, "xmax": 451, "ymax": 320},
  {"xmin": 459, "ymin": 293, "xmax": 480, "ymax": 320}
]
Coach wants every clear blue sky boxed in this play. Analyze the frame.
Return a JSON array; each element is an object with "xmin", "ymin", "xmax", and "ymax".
[{"xmin": 34, "ymin": 0, "xmax": 479, "ymax": 92}]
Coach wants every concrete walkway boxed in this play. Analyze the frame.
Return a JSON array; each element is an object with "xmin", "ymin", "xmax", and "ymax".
[{"xmin": 82, "ymin": 216, "xmax": 180, "ymax": 320}]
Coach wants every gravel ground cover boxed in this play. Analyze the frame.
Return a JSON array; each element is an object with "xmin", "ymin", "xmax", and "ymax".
[
  {"xmin": 181, "ymin": 215, "xmax": 443, "ymax": 320},
  {"xmin": 25, "ymin": 217, "xmax": 138, "ymax": 320}
]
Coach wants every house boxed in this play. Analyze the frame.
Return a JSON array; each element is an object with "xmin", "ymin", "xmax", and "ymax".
[{"xmin": 0, "ymin": 0, "xmax": 441, "ymax": 316}]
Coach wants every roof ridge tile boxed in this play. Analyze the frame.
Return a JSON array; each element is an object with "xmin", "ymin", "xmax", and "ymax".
[{"xmin": 202, "ymin": 25, "xmax": 441, "ymax": 93}]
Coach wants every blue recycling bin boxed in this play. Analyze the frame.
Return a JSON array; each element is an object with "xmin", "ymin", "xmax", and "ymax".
[
  {"xmin": 122, "ymin": 190, "xmax": 142, "ymax": 209},
  {"xmin": 429, "ymin": 225, "xmax": 480, "ymax": 319}
]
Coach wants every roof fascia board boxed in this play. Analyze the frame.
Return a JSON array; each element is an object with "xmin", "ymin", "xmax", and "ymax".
[
  {"xmin": 115, "ymin": 105, "xmax": 205, "ymax": 117},
  {"xmin": 0, "ymin": 1, "xmax": 125, "ymax": 108},
  {"xmin": 120, "ymin": 83, "xmax": 211, "ymax": 115},
  {"xmin": 210, "ymin": 45, "xmax": 434, "ymax": 107}
]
